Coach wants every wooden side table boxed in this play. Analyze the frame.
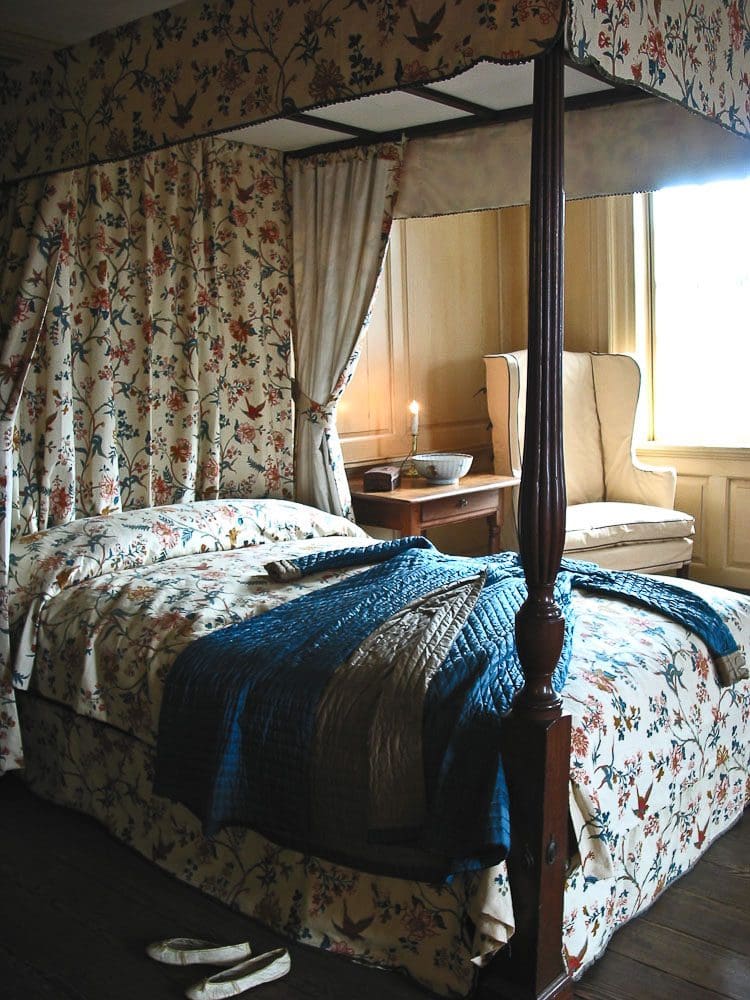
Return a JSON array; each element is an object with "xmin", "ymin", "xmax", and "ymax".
[{"xmin": 349, "ymin": 473, "xmax": 519, "ymax": 554}]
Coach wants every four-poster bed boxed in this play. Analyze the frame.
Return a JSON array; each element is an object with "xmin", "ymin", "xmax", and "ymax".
[{"xmin": 1, "ymin": 3, "xmax": 749, "ymax": 1000}]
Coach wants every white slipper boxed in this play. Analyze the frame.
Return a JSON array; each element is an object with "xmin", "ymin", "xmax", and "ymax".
[
  {"xmin": 185, "ymin": 948, "xmax": 291, "ymax": 999},
  {"xmin": 146, "ymin": 937, "xmax": 253, "ymax": 966}
]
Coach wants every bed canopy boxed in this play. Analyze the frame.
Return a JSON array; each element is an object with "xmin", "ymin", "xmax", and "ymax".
[
  {"xmin": 1, "ymin": 3, "xmax": 749, "ymax": 998},
  {"xmin": 0, "ymin": 0, "xmax": 749, "ymax": 187}
]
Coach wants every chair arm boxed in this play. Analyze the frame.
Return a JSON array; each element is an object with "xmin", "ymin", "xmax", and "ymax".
[{"xmin": 608, "ymin": 457, "xmax": 676, "ymax": 509}]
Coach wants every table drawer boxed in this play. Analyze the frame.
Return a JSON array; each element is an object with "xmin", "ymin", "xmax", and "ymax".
[{"xmin": 420, "ymin": 489, "xmax": 498, "ymax": 525}]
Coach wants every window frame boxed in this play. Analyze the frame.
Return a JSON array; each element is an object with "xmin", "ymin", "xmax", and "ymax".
[{"xmin": 636, "ymin": 185, "xmax": 750, "ymax": 452}]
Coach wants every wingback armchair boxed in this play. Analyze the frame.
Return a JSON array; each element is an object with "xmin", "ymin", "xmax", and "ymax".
[{"xmin": 484, "ymin": 351, "xmax": 694, "ymax": 574}]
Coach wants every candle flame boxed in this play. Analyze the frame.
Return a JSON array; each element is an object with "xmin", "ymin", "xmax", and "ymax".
[{"xmin": 408, "ymin": 399, "xmax": 419, "ymax": 415}]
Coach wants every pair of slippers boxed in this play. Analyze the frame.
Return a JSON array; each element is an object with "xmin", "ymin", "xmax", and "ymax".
[{"xmin": 147, "ymin": 937, "xmax": 291, "ymax": 998}]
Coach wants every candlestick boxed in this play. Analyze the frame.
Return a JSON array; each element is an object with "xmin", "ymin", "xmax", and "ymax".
[
  {"xmin": 402, "ymin": 400, "xmax": 421, "ymax": 477},
  {"xmin": 408, "ymin": 399, "xmax": 419, "ymax": 435}
]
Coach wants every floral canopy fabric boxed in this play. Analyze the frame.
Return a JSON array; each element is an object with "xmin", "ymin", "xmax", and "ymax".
[{"xmin": 0, "ymin": 0, "xmax": 748, "ymax": 186}]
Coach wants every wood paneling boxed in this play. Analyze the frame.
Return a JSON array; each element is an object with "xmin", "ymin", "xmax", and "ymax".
[
  {"xmin": 673, "ymin": 474, "xmax": 709, "ymax": 568},
  {"xmin": 641, "ymin": 445, "xmax": 750, "ymax": 588},
  {"xmin": 728, "ymin": 478, "xmax": 750, "ymax": 568},
  {"xmin": 339, "ymin": 212, "xmax": 502, "ymax": 468},
  {"xmin": 337, "ymin": 235, "xmax": 411, "ymax": 464}
]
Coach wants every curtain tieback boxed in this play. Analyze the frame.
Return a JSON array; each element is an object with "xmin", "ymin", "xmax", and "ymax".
[{"xmin": 292, "ymin": 381, "xmax": 336, "ymax": 427}]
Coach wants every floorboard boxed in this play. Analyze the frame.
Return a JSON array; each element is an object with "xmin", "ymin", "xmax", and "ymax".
[{"xmin": 0, "ymin": 777, "xmax": 747, "ymax": 1000}]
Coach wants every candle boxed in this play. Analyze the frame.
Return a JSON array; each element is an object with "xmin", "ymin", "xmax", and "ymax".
[{"xmin": 408, "ymin": 399, "xmax": 419, "ymax": 435}]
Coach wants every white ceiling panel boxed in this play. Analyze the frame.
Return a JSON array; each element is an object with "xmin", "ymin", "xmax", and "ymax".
[
  {"xmin": 563, "ymin": 65, "xmax": 613, "ymax": 99},
  {"xmin": 427, "ymin": 61, "xmax": 612, "ymax": 111},
  {"xmin": 305, "ymin": 90, "xmax": 470, "ymax": 132},
  {"xmin": 222, "ymin": 119, "xmax": 352, "ymax": 152},
  {"xmin": 427, "ymin": 62, "xmax": 535, "ymax": 111}
]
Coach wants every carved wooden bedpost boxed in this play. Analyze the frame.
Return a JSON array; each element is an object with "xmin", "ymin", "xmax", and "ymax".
[{"xmin": 481, "ymin": 32, "xmax": 573, "ymax": 1000}]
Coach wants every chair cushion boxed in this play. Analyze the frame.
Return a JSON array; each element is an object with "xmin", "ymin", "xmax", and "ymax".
[
  {"xmin": 564, "ymin": 501, "xmax": 695, "ymax": 553},
  {"xmin": 563, "ymin": 536, "xmax": 694, "ymax": 573}
]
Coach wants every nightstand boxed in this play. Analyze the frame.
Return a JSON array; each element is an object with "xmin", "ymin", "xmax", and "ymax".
[{"xmin": 349, "ymin": 473, "xmax": 519, "ymax": 554}]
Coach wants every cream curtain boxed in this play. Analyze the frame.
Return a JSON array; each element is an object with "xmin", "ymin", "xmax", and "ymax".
[
  {"xmin": 289, "ymin": 143, "xmax": 404, "ymax": 517},
  {"xmin": 0, "ymin": 174, "xmax": 69, "ymax": 771},
  {"xmin": 397, "ymin": 98, "xmax": 750, "ymax": 220}
]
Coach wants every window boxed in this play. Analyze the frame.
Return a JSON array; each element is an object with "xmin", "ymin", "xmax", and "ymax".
[{"xmin": 648, "ymin": 175, "xmax": 750, "ymax": 447}]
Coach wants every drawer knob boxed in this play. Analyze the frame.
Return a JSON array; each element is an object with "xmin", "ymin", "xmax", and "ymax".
[{"xmin": 457, "ymin": 497, "xmax": 469, "ymax": 508}]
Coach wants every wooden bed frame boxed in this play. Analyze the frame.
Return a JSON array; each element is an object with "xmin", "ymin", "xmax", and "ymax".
[{"xmin": 478, "ymin": 36, "xmax": 572, "ymax": 1000}]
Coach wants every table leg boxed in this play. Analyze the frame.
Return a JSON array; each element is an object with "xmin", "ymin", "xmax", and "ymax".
[{"xmin": 487, "ymin": 508, "xmax": 501, "ymax": 554}]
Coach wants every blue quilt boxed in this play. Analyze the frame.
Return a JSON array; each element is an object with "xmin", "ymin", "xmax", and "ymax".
[{"xmin": 154, "ymin": 539, "xmax": 741, "ymax": 879}]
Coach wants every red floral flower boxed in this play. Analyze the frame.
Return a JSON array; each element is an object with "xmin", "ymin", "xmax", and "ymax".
[
  {"xmin": 257, "ymin": 174, "xmax": 275, "ymax": 196},
  {"xmin": 236, "ymin": 423, "xmax": 257, "ymax": 443},
  {"xmin": 644, "ymin": 27, "xmax": 667, "ymax": 67},
  {"xmin": 12, "ymin": 297, "xmax": 32, "ymax": 325},
  {"xmin": 49, "ymin": 483, "xmax": 71, "ymax": 522},
  {"xmin": 167, "ymin": 389, "xmax": 185, "ymax": 412},
  {"xmin": 152, "ymin": 245, "xmax": 170, "ymax": 276},
  {"xmin": 729, "ymin": 2, "xmax": 743, "ymax": 51},
  {"xmin": 141, "ymin": 194, "xmax": 158, "ymax": 219},
  {"xmin": 260, "ymin": 221, "xmax": 280, "ymax": 244},
  {"xmin": 403, "ymin": 898, "xmax": 440, "ymax": 941},
  {"xmin": 170, "ymin": 438, "xmax": 192, "ymax": 462},
  {"xmin": 570, "ymin": 728, "xmax": 590, "ymax": 758},
  {"xmin": 218, "ymin": 55, "xmax": 245, "ymax": 93},
  {"xmin": 230, "ymin": 317, "xmax": 252, "ymax": 342},
  {"xmin": 400, "ymin": 60, "xmax": 431, "ymax": 83},
  {"xmin": 329, "ymin": 941, "xmax": 355, "ymax": 957},
  {"xmin": 90, "ymin": 287, "xmax": 110, "ymax": 312},
  {"xmin": 309, "ymin": 59, "xmax": 346, "ymax": 103}
]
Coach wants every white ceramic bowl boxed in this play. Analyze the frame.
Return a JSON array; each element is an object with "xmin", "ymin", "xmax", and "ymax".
[{"xmin": 412, "ymin": 452, "xmax": 473, "ymax": 485}]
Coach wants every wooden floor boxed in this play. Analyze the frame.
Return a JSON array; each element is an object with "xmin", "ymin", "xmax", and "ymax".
[{"xmin": 0, "ymin": 776, "xmax": 747, "ymax": 1000}]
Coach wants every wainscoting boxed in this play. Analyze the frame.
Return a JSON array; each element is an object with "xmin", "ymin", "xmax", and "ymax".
[{"xmin": 640, "ymin": 445, "xmax": 750, "ymax": 590}]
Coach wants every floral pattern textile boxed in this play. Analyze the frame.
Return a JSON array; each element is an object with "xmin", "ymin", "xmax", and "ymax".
[
  {"xmin": 569, "ymin": 0, "xmax": 750, "ymax": 138},
  {"xmin": 9, "ymin": 505, "xmax": 750, "ymax": 994},
  {"xmin": 0, "ymin": 0, "xmax": 565, "ymax": 185},
  {"xmin": 0, "ymin": 139, "xmax": 294, "ymax": 770},
  {"xmin": 0, "ymin": 174, "xmax": 69, "ymax": 771},
  {"xmin": 15, "ymin": 137, "xmax": 294, "ymax": 538},
  {"xmin": 2, "ymin": 499, "xmax": 364, "ymax": 770}
]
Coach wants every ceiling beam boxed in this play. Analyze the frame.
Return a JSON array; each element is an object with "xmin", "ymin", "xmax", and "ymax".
[
  {"xmin": 285, "ymin": 111, "xmax": 380, "ymax": 140},
  {"xmin": 399, "ymin": 84, "xmax": 496, "ymax": 119}
]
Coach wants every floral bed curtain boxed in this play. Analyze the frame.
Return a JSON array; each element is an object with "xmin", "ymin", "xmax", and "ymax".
[
  {"xmin": 0, "ymin": 135, "xmax": 294, "ymax": 772},
  {"xmin": 289, "ymin": 143, "xmax": 404, "ymax": 517},
  {"xmin": 0, "ymin": 176, "xmax": 66, "ymax": 770},
  {"xmin": 13, "ymin": 136, "xmax": 293, "ymax": 536}
]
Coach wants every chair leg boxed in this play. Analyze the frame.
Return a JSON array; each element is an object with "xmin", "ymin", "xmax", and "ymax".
[{"xmin": 676, "ymin": 562, "xmax": 691, "ymax": 579}]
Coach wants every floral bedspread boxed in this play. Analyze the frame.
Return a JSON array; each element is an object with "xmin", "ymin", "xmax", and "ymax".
[{"xmin": 10, "ymin": 501, "xmax": 750, "ymax": 997}]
